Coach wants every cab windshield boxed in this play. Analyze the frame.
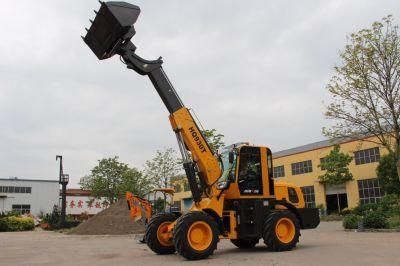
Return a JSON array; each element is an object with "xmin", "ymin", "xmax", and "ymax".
[{"xmin": 217, "ymin": 149, "xmax": 237, "ymax": 183}]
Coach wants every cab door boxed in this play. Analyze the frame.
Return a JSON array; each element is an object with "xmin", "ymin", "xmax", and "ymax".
[{"xmin": 237, "ymin": 146, "xmax": 263, "ymax": 195}]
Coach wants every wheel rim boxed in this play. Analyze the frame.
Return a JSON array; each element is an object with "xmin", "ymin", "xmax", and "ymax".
[
  {"xmin": 187, "ymin": 221, "xmax": 213, "ymax": 251},
  {"xmin": 275, "ymin": 217, "xmax": 295, "ymax": 244},
  {"xmin": 157, "ymin": 221, "xmax": 173, "ymax": 247}
]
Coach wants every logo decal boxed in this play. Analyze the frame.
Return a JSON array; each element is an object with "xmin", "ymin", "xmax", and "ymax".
[{"xmin": 189, "ymin": 127, "xmax": 207, "ymax": 153}]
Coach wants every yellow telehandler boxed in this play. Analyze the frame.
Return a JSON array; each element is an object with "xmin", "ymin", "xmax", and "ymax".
[
  {"xmin": 83, "ymin": 2, "xmax": 319, "ymax": 260},
  {"xmin": 127, "ymin": 183, "xmax": 306, "ymax": 223}
]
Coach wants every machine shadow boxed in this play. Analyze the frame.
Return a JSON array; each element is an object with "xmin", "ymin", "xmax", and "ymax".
[{"xmin": 216, "ymin": 243, "xmax": 317, "ymax": 255}]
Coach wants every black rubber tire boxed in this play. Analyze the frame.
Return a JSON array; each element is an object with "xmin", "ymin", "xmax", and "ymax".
[
  {"xmin": 263, "ymin": 211, "xmax": 300, "ymax": 251},
  {"xmin": 145, "ymin": 213, "xmax": 177, "ymax": 255},
  {"xmin": 230, "ymin": 238, "xmax": 259, "ymax": 248},
  {"xmin": 173, "ymin": 211, "xmax": 219, "ymax": 260}
]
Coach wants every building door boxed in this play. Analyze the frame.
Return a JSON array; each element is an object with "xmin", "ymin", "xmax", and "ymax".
[
  {"xmin": 326, "ymin": 194, "xmax": 348, "ymax": 214},
  {"xmin": 325, "ymin": 184, "xmax": 348, "ymax": 214}
]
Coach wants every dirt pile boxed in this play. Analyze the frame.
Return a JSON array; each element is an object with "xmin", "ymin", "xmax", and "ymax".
[{"xmin": 69, "ymin": 199, "xmax": 145, "ymax": 235}]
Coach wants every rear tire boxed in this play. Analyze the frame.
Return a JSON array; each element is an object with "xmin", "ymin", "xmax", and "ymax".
[
  {"xmin": 263, "ymin": 211, "xmax": 300, "ymax": 251},
  {"xmin": 173, "ymin": 211, "xmax": 219, "ymax": 260},
  {"xmin": 145, "ymin": 213, "xmax": 176, "ymax": 255},
  {"xmin": 230, "ymin": 238, "xmax": 259, "ymax": 248}
]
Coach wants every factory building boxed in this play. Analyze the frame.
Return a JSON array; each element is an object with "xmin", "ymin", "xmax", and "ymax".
[
  {"xmin": 273, "ymin": 136, "xmax": 385, "ymax": 213},
  {"xmin": 0, "ymin": 177, "xmax": 59, "ymax": 216}
]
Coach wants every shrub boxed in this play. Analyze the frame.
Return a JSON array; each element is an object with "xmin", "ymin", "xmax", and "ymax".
[
  {"xmin": 0, "ymin": 216, "xmax": 35, "ymax": 232},
  {"xmin": 343, "ymin": 214, "xmax": 362, "ymax": 229},
  {"xmin": 379, "ymin": 194, "xmax": 400, "ymax": 215},
  {"xmin": 64, "ymin": 220, "xmax": 81, "ymax": 228},
  {"xmin": 376, "ymin": 154, "xmax": 400, "ymax": 194},
  {"xmin": 388, "ymin": 215, "xmax": 400, "ymax": 229},
  {"xmin": 0, "ymin": 218, "xmax": 8, "ymax": 231},
  {"xmin": 0, "ymin": 211, "xmax": 22, "ymax": 218},
  {"xmin": 363, "ymin": 210, "xmax": 389, "ymax": 229},
  {"xmin": 340, "ymin": 208, "xmax": 352, "ymax": 216},
  {"xmin": 352, "ymin": 203, "xmax": 379, "ymax": 216},
  {"xmin": 41, "ymin": 207, "xmax": 61, "ymax": 229}
]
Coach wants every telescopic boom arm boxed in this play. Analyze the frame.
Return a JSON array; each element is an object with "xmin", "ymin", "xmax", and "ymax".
[{"xmin": 83, "ymin": 1, "xmax": 221, "ymax": 202}]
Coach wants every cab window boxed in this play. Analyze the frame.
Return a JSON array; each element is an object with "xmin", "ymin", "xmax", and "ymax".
[
  {"xmin": 288, "ymin": 187, "xmax": 299, "ymax": 203},
  {"xmin": 238, "ymin": 147, "xmax": 263, "ymax": 195}
]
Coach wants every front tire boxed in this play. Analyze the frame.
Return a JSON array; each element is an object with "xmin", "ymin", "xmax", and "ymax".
[
  {"xmin": 173, "ymin": 211, "xmax": 219, "ymax": 260},
  {"xmin": 263, "ymin": 211, "xmax": 300, "ymax": 251},
  {"xmin": 230, "ymin": 238, "xmax": 259, "ymax": 248},
  {"xmin": 145, "ymin": 213, "xmax": 176, "ymax": 255}
]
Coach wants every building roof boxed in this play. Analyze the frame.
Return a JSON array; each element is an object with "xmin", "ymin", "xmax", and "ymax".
[
  {"xmin": 66, "ymin": 188, "xmax": 92, "ymax": 196},
  {"xmin": 273, "ymin": 137, "xmax": 355, "ymax": 159},
  {"xmin": 0, "ymin": 177, "xmax": 58, "ymax": 183}
]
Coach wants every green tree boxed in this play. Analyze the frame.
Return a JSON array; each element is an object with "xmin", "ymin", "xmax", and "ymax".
[
  {"xmin": 143, "ymin": 148, "xmax": 181, "ymax": 189},
  {"xmin": 80, "ymin": 157, "xmax": 149, "ymax": 204},
  {"xmin": 117, "ymin": 168, "xmax": 151, "ymax": 198},
  {"xmin": 170, "ymin": 174, "xmax": 186, "ymax": 193},
  {"xmin": 323, "ymin": 16, "xmax": 400, "ymax": 180},
  {"xmin": 376, "ymin": 154, "xmax": 400, "ymax": 194},
  {"xmin": 201, "ymin": 129, "xmax": 225, "ymax": 154},
  {"xmin": 318, "ymin": 145, "xmax": 353, "ymax": 185}
]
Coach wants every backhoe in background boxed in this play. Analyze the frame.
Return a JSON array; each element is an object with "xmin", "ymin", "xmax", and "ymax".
[
  {"xmin": 126, "ymin": 188, "xmax": 177, "ymax": 223},
  {"xmin": 126, "ymin": 188, "xmax": 177, "ymax": 243},
  {"xmin": 83, "ymin": 2, "xmax": 319, "ymax": 260}
]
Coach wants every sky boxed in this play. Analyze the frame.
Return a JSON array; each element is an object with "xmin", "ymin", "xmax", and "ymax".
[{"xmin": 0, "ymin": 0, "xmax": 399, "ymax": 187}]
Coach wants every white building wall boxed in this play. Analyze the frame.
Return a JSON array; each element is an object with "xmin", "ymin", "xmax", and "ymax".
[{"xmin": 0, "ymin": 178, "xmax": 59, "ymax": 216}]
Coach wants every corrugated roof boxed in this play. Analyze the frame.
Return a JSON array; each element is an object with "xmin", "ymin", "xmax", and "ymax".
[
  {"xmin": 272, "ymin": 137, "xmax": 353, "ymax": 159},
  {"xmin": 65, "ymin": 188, "xmax": 92, "ymax": 196},
  {"xmin": 0, "ymin": 178, "xmax": 58, "ymax": 183}
]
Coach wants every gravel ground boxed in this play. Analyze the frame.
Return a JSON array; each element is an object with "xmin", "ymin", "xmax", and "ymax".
[{"xmin": 0, "ymin": 222, "xmax": 399, "ymax": 266}]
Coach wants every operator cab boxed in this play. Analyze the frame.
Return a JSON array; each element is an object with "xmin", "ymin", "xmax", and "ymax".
[{"xmin": 217, "ymin": 143, "xmax": 275, "ymax": 199}]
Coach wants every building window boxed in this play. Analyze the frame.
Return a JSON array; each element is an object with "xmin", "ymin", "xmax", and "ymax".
[
  {"xmin": 0, "ymin": 186, "xmax": 32, "ymax": 193},
  {"xmin": 354, "ymin": 147, "xmax": 380, "ymax": 165},
  {"xmin": 291, "ymin": 160, "xmax": 313, "ymax": 175},
  {"xmin": 273, "ymin": 165, "xmax": 285, "ymax": 178},
  {"xmin": 358, "ymin": 178, "xmax": 384, "ymax": 204},
  {"xmin": 12, "ymin": 205, "xmax": 31, "ymax": 214},
  {"xmin": 301, "ymin": 186, "xmax": 316, "ymax": 208}
]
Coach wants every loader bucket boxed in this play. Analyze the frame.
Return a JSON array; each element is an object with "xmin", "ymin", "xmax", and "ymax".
[{"xmin": 83, "ymin": 1, "xmax": 140, "ymax": 60}]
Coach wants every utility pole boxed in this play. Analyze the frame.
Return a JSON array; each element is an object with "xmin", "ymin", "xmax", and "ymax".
[{"xmin": 56, "ymin": 155, "xmax": 69, "ymax": 227}]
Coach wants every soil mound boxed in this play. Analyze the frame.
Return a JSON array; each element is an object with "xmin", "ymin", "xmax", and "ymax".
[{"xmin": 69, "ymin": 199, "xmax": 144, "ymax": 235}]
